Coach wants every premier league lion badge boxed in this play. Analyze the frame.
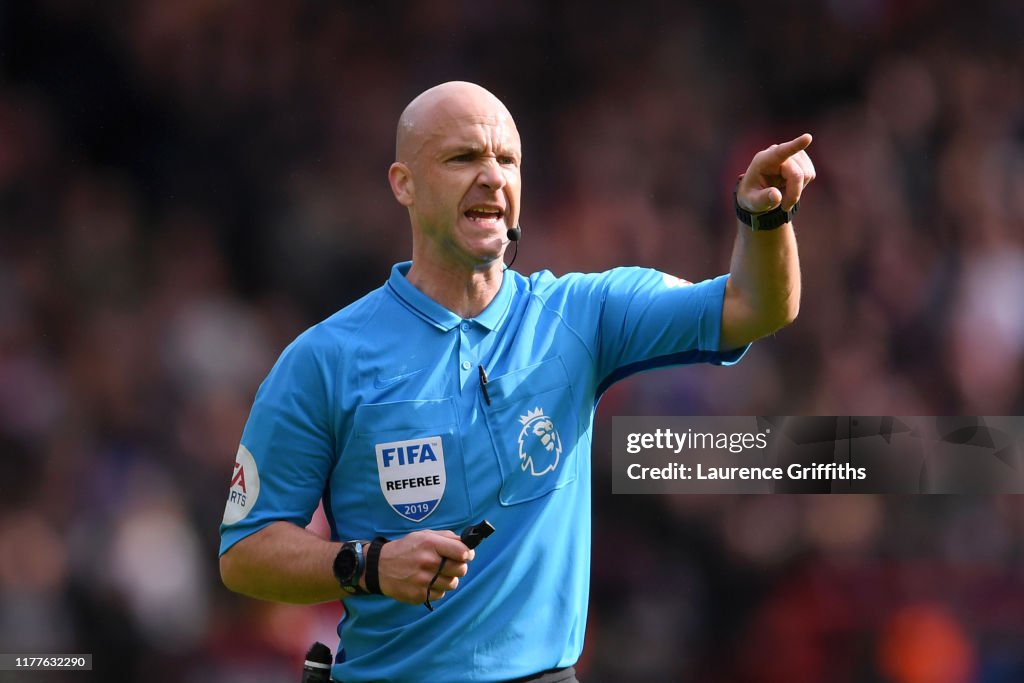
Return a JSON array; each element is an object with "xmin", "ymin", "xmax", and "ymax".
[{"xmin": 517, "ymin": 407, "xmax": 562, "ymax": 476}]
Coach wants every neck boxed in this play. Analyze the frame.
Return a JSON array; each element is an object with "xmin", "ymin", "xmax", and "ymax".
[{"xmin": 406, "ymin": 259, "xmax": 504, "ymax": 319}]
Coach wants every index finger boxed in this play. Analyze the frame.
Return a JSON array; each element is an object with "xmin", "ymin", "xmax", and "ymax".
[{"xmin": 763, "ymin": 133, "xmax": 813, "ymax": 163}]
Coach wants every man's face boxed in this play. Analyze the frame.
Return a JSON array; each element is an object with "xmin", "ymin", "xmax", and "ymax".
[{"xmin": 397, "ymin": 93, "xmax": 522, "ymax": 269}]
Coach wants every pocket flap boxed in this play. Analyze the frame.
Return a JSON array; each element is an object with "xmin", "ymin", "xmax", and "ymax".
[
  {"xmin": 484, "ymin": 357, "xmax": 571, "ymax": 402},
  {"xmin": 354, "ymin": 398, "xmax": 457, "ymax": 435}
]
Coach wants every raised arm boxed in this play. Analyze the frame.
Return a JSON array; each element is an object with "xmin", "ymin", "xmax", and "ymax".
[{"xmin": 720, "ymin": 133, "xmax": 815, "ymax": 350}]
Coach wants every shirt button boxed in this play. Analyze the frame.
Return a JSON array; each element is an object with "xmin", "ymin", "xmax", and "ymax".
[
  {"xmin": 461, "ymin": 322, "xmax": 471, "ymax": 331},
  {"xmin": 462, "ymin": 361, "xmax": 472, "ymax": 370}
]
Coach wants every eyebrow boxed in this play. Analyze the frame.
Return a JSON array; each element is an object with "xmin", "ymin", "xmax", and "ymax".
[
  {"xmin": 442, "ymin": 144, "xmax": 521, "ymax": 159},
  {"xmin": 445, "ymin": 144, "xmax": 484, "ymax": 156}
]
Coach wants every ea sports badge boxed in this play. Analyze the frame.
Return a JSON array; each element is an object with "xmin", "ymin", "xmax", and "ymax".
[
  {"xmin": 223, "ymin": 444, "xmax": 260, "ymax": 525},
  {"xmin": 375, "ymin": 436, "xmax": 446, "ymax": 522}
]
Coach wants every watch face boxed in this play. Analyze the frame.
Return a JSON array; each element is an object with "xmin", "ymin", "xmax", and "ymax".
[{"xmin": 334, "ymin": 546, "xmax": 357, "ymax": 584}]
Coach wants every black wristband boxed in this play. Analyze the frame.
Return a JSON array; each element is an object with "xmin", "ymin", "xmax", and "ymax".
[
  {"xmin": 734, "ymin": 190, "xmax": 799, "ymax": 231},
  {"xmin": 733, "ymin": 175, "xmax": 799, "ymax": 231},
  {"xmin": 365, "ymin": 536, "xmax": 389, "ymax": 595}
]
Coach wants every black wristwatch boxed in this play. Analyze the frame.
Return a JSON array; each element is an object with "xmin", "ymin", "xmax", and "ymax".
[
  {"xmin": 332, "ymin": 540, "xmax": 367, "ymax": 593},
  {"xmin": 734, "ymin": 191, "xmax": 800, "ymax": 231}
]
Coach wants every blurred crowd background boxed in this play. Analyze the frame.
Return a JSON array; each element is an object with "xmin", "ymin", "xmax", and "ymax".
[{"xmin": 1, "ymin": 1, "xmax": 1023, "ymax": 681}]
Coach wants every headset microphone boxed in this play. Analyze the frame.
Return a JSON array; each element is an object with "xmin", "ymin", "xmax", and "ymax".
[{"xmin": 504, "ymin": 224, "xmax": 521, "ymax": 270}]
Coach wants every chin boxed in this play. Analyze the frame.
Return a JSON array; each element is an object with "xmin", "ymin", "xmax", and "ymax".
[
  {"xmin": 470, "ymin": 249, "xmax": 505, "ymax": 268},
  {"xmin": 464, "ymin": 236, "xmax": 506, "ymax": 261}
]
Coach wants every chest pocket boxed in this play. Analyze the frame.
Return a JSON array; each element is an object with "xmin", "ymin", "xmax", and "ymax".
[
  {"xmin": 345, "ymin": 398, "xmax": 471, "ymax": 537},
  {"xmin": 481, "ymin": 356, "xmax": 580, "ymax": 505}
]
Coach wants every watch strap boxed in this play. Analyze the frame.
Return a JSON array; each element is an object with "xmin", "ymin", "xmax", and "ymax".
[
  {"xmin": 734, "ymin": 190, "xmax": 799, "ymax": 231},
  {"xmin": 365, "ymin": 536, "xmax": 389, "ymax": 596}
]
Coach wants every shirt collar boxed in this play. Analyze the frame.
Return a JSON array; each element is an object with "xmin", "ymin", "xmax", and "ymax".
[{"xmin": 386, "ymin": 261, "xmax": 514, "ymax": 332}]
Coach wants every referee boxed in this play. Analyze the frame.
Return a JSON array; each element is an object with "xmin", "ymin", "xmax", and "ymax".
[{"xmin": 219, "ymin": 81, "xmax": 815, "ymax": 682}]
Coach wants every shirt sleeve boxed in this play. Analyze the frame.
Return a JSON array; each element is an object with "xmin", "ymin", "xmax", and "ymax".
[
  {"xmin": 547, "ymin": 268, "xmax": 748, "ymax": 397},
  {"xmin": 219, "ymin": 329, "xmax": 335, "ymax": 555}
]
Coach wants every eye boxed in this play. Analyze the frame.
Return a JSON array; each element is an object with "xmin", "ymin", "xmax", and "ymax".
[
  {"xmin": 498, "ymin": 155, "xmax": 518, "ymax": 166},
  {"xmin": 448, "ymin": 152, "xmax": 475, "ymax": 163}
]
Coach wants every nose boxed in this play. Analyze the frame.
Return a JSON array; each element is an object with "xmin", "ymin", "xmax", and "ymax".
[{"xmin": 477, "ymin": 158, "xmax": 506, "ymax": 191}]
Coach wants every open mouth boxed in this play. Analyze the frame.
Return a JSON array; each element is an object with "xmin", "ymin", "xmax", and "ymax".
[{"xmin": 464, "ymin": 206, "xmax": 505, "ymax": 224}]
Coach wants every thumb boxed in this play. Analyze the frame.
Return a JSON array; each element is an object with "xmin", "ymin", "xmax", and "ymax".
[{"xmin": 746, "ymin": 186, "xmax": 782, "ymax": 213}]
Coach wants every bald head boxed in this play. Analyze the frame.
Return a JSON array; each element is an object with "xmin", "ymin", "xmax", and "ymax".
[
  {"xmin": 387, "ymin": 81, "xmax": 523, "ymax": 271},
  {"xmin": 395, "ymin": 81, "xmax": 519, "ymax": 163}
]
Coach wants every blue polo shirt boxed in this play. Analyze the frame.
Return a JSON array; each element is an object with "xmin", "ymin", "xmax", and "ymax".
[{"xmin": 220, "ymin": 262, "xmax": 745, "ymax": 682}]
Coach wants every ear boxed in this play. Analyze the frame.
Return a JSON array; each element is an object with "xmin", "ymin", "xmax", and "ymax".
[{"xmin": 388, "ymin": 162, "xmax": 414, "ymax": 206}]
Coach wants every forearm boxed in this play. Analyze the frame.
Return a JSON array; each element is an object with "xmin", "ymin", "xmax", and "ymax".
[
  {"xmin": 720, "ymin": 223, "xmax": 801, "ymax": 350},
  {"xmin": 719, "ymin": 133, "xmax": 813, "ymax": 350},
  {"xmin": 220, "ymin": 521, "xmax": 345, "ymax": 604}
]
